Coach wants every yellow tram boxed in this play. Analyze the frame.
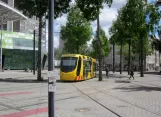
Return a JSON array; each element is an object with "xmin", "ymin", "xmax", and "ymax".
[{"xmin": 60, "ymin": 54, "xmax": 96, "ymax": 81}]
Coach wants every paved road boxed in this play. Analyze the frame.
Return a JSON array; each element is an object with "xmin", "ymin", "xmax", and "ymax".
[{"xmin": 0, "ymin": 70, "xmax": 161, "ymax": 117}]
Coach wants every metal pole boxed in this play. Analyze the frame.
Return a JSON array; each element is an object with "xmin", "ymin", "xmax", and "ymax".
[
  {"xmin": 48, "ymin": 0, "xmax": 55, "ymax": 117},
  {"xmin": 33, "ymin": 30, "xmax": 36, "ymax": 75}
]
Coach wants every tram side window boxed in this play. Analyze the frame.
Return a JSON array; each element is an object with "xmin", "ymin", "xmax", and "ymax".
[
  {"xmin": 94, "ymin": 63, "xmax": 96, "ymax": 72},
  {"xmin": 77, "ymin": 58, "xmax": 81, "ymax": 76},
  {"xmin": 84, "ymin": 61, "xmax": 91, "ymax": 72}
]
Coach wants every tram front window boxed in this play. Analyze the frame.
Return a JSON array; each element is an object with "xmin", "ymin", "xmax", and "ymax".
[{"xmin": 61, "ymin": 57, "xmax": 77, "ymax": 72}]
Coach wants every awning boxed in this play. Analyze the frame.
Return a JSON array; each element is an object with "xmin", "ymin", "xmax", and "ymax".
[{"xmin": 0, "ymin": 1, "xmax": 27, "ymax": 24}]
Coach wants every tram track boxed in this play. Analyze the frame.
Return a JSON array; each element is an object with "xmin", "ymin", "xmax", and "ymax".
[
  {"xmin": 72, "ymin": 83, "xmax": 122, "ymax": 117},
  {"xmin": 72, "ymin": 82, "xmax": 161, "ymax": 117}
]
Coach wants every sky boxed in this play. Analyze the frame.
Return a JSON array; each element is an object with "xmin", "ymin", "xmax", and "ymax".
[{"xmin": 46, "ymin": 0, "xmax": 128, "ymax": 49}]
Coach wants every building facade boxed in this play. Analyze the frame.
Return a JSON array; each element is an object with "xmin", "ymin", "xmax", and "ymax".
[
  {"xmin": 104, "ymin": 36, "xmax": 161, "ymax": 72},
  {"xmin": 0, "ymin": 0, "xmax": 47, "ymax": 70},
  {"xmin": 1, "ymin": 0, "xmax": 46, "ymax": 50}
]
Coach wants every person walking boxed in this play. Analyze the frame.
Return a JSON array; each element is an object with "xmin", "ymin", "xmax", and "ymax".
[
  {"xmin": 105, "ymin": 67, "xmax": 109, "ymax": 79},
  {"xmin": 129, "ymin": 69, "xmax": 134, "ymax": 80}
]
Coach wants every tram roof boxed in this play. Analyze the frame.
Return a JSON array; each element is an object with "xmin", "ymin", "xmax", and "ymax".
[{"xmin": 61, "ymin": 54, "xmax": 96, "ymax": 60}]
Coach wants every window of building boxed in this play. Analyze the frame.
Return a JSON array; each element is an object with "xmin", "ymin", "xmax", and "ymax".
[
  {"xmin": 13, "ymin": 20, "xmax": 20, "ymax": 32},
  {"xmin": 0, "ymin": 24, "xmax": 7, "ymax": 30},
  {"xmin": 1, "ymin": 0, "xmax": 8, "ymax": 4}
]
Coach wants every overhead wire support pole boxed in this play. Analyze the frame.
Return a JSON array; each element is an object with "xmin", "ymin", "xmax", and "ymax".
[{"xmin": 48, "ymin": 0, "xmax": 55, "ymax": 117}]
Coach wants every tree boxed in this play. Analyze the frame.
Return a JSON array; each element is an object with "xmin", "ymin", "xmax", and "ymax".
[
  {"xmin": 152, "ymin": 30, "xmax": 161, "ymax": 72},
  {"xmin": 109, "ymin": 7, "xmax": 129, "ymax": 74},
  {"xmin": 92, "ymin": 28, "xmax": 110, "ymax": 58},
  {"xmin": 54, "ymin": 48, "xmax": 62, "ymax": 60},
  {"xmin": 60, "ymin": 5, "xmax": 92, "ymax": 54},
  {"xmin": 79, "ymin": 44, "xmax": 93, "ymax": 56},
  {"xmin": 120, "ymin": 0, "xmax": 161, "ymax": 77},
  {"xmin": 76, "ymin": 0, "xmax": 113, "ymax": 21},
  {"xmin": 109, "ymin": 0, "xmax": 161, "ymax": 76},
  {"xmin": 15, "ymin": 0, "xmax": 72, "ymax": 81},
  {"xmin": 77, "ymin": 0, "xmax": 113, "ymax": 81}
]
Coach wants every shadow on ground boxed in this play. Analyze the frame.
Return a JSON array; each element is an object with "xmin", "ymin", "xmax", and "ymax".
[
  {"xmin": 0, "ymin": 78, "xmax": 48, "ymax": 83},
  {"xmin": 144, "ymin": 72, "xmax": 161, "ymax": 75},
  {"xmin": 96, "ymin": 73, "xmax": 129, "ymax": 79},
  {"xmin": 113, "ymin": 85, "xmax": 161, "ymax": 92},
  {"xmin": 56, "ymin": 79, "xmax": 89, "ymax": 83}
]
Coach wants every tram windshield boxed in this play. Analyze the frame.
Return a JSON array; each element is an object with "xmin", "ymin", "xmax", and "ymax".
[{"xmin": 60, "ymin": 57, "xmax": 78, "ymax": 72}]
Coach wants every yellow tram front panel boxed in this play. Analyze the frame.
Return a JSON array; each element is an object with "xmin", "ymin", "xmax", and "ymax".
[{"xmin": 60, "ymin": 70, "xmax": 76, "ymax": 81}]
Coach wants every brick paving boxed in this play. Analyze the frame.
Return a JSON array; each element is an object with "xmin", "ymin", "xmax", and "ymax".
[{"xmin": 0, "ymin": 70, "xmax": 161, "ymax": 117}]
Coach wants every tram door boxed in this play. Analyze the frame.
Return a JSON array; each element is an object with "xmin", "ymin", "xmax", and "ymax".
[
  {"xmin": 83, "ymin": 60, "xmax": 91, "ymax": 79},
  {"xmin": 76, "ymin": 57, "xmax": 81, "ymax": 76}
]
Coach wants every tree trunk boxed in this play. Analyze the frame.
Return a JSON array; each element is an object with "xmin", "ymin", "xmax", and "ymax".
[
  {"xmin": 138, "ymin": 53, "xmax": 140, "ymax": 71},
  {"xmin": 144, "ymin": 53, "xmax": 146, "ymax": 71},
  {"xmin": 120, "ymin": 42, "xmax": 123, "ymax": 74},
  {"xmin": 113, "ymin": 43, "xmax": 115, "ymax": 73},
  {"xmin": 159, "ymin": 52, "xmax": 161, "ymax": 72},
  {"xmin": 37, "ymin": 16, "xmax": 42, "ymax": 81},
  {"xmin": 97, "ymin": 4, "xmax": 102, "ymax": 81},
  {"xmin": 155, "ymin": 49, "xmax": 157, "ymax": 71},
  {"xmin": 140, "ymin": 33, "xmax": 144, "ymax": 77},
  {"xmin": 128, "ymin": 40, "xmax": 131, "ymax": 75}
]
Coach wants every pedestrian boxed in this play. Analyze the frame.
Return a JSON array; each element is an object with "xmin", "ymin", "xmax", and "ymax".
[
  {"xmin": 129, "ymin": 69, "xmax": 134, "ymax": 80},
  {"xmin": 105, "ymin": 67, "xmax": 109, "ymax": 79}
]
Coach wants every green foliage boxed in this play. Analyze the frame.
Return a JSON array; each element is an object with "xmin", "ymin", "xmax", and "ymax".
[
  {"xmin": 15, "ymin": 0, "xmax": 72, "ymax": 18},
  {"xmin": 92, "ymin": 28, "xmax": 110, "ymax": 57},
  {"xmin": 76, "ymin": 0, "xmax": 113, "ymax": 21},
  {"xmin": 54, "ymin": 48, "xmax": 62, "ymax": 60},
  {"xmin": 109, "ymin": 0, "xmax": 161, "ymax": 55},
  {"xmin": 152, "ymin": 38, "xmax": 161, "ymax": 53},
  {"xmin": 152, "ymin": 26, "xmax": 161, "ymax": 54},
  {"xmin": 60, "ymin": 5, "xmax": 92, "ymax": 54},
  {"xmin": 117, "ymin": 44, "xmax": 134, "ymax": 57},
  {"xmin": 79, "ymin": 44, "xmax": 93, "ymax": 56},
  {"xmin": 109, "ymin": 7, "xmax": 129, "ymax": 46}
]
